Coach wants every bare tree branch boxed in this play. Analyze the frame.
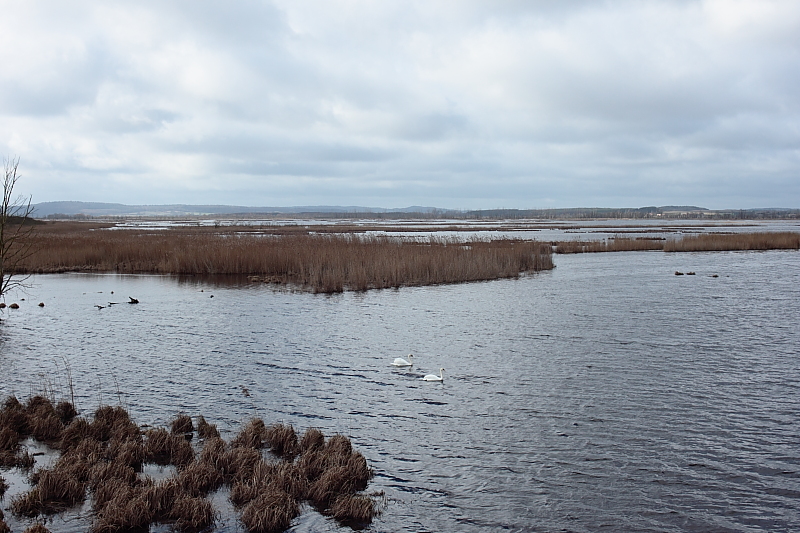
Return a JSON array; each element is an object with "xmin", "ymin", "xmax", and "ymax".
[{"xmin": 1, "ymin": 157, "xmax": 37, "ymax": 299}]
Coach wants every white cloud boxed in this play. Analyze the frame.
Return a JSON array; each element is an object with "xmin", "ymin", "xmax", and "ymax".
[{"xmin": 1, "ymin": 0, "xmax": 798, "ymax": 209}]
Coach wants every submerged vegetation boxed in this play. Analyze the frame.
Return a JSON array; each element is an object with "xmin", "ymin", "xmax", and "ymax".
[
  {"xmin": 11, "ymin": 223, "xmax": 554, "ymax": 293},
  {"xmin": 0, "ymin": 395, "xmax": 383, "ymax": 533}
]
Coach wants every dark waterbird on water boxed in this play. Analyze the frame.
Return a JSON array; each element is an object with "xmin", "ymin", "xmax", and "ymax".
[{"xmin": 128, "ymin": 297, "xmax": 139, "ymax": 304}]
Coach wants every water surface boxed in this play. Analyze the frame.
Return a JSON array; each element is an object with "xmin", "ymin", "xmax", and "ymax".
[{"xmin": 1, "ymin": 250, "xmax": 798, "ymax": 532}]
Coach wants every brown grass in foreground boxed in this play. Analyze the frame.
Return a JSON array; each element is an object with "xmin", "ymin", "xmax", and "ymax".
[
  {"xmin": 2, "ymin": 396, "xmax": 383, "ymax": 531},
  {"xmin": 554, "ymin": 232, "xmax": 800, "ymax": 254},
  {"xmin": 13, "ymin": 224, "xmax": 553, "ymax": 292}
]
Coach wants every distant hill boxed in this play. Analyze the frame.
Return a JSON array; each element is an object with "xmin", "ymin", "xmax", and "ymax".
[
  {"xmin": 32, "ymin": 201, "xmax": 441, "ymax": 217},
  {"xmin": 31, "ymin": 201, "xmax": 799, "ymax": 220}
]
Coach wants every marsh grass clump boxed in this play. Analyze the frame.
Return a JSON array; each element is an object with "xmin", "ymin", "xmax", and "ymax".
[
  {"xmin": 55, "ymin": 401, "xmax": 78, "ymax": 424},
  {"xmin": 170, "ymin": 495, "xmax": 215, "ymax": 532},
  {"xmin": 144, "ymin": 428, "xmax": 194, "ymax": 467},
  {"xmin": 171, "ymin": 414, "xmax": 194, "ymax": 436},
  {"xmin": 0, "ymin": 510, "xmax": 9, "ymax": 533},
  {"xmin": 231, "ymin": 419, "xmax": 267, "ymax": 449},
  {"xmin": 299, "ymin": 427, "xmax": 325, "ymax": 453},
  {"xmin": 22, "ymin": 523, "xmax": 51, "ymax": 533},
  {"xmin": 0, "ymin": 475, "xmax": 8, "ymax": 498},
  {"xmin": 196, "ymin": 416, "xmax": 219, "ymax": 439},
  {"xmin": 240, "ymin": 489, "xmax": 299, "ymax": 533},
  {"xmin": 0, "ymin": 397, "xmax": 382, "ymax": 531},
  {"xmin": 265, "ymin": 423, "xmax": 298, "ymax": 460},
  {"xmin": 198, "ymin": 437, "xmax": 228, "ymax": 471},
  {"xmin": 224, "ymin": 447, "xmax": 262, "ymax": 484},
  {"xmin": 87, "ymin": 460, "xmax": 137, "ymax": 492},
  {"xmin": 330, "ymin": 493, "xmax": 383, "ymax": 526},
  {"xmin": 178, "ymin": 460, "xmax": 224, "ymax": 496}
]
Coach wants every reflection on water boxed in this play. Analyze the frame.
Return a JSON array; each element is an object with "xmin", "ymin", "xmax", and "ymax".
[{"xmin": 1, "ymin": 250, "xmax": 799, "ymax": 532}]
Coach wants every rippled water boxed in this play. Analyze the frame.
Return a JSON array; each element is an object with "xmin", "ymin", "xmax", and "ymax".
[{"xmin": 1, "ymin": 250, "xmax": 799, "ymax": 532}]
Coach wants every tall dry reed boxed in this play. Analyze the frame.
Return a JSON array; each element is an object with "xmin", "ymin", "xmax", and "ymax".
[
  {"xmin": 14, "ymin": 225, "xmax": 554, "ymax": 292},
  {"xmin": 664, "ymin": 231, "xmax": 800, "ymax": 251}
]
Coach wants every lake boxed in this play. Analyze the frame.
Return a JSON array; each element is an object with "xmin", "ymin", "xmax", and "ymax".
[{"xmin": 1, "ymin": 249, "xmax": 799, "ymax": 532}]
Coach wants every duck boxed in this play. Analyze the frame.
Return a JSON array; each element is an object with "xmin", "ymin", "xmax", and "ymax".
[
  {"xmin": 391, "ymin": 354, "xmax": 413, "ymax": 367},
  {"xmin": 422, "ymin": 368, "xmax": 444, "ymax": 382}
]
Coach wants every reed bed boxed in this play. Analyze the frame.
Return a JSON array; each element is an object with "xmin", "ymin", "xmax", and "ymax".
[
  {"xmin": 663, "ymin": 231, "xmax": 800, "ymax": 251},
  {"xmin": 13, "ymin": 224, "xmax": 553, "ymax": 292},
  {"xmin": 2, "ymin": 396, "xmax": 382, "ymax": 531},
  {"xmin": 553, "ymin": 232, "xmax": 800, "ymax": 254}
]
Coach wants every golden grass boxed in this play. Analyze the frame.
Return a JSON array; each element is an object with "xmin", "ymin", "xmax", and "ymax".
[
  {"xmin": 12, "ymin": 223, "xmax": 554, "ymax": 292},
  {"xmin": 240, "ymin": 489, "xmax": 299, "ymax": 533}
]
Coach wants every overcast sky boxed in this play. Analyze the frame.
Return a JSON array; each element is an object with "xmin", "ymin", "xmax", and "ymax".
[{"xmin": 1, "ymin": 0, "xmax": 798, "ymax": 210}]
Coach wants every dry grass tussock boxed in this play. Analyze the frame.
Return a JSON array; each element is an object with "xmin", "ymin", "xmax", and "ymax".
[
  {"xmin": 14, "ymin": 224, "xmax": 554, "ymax": 292},
  {"xmin": 3, "ymin": 398, "xmax": 382, "ymax": 530}
]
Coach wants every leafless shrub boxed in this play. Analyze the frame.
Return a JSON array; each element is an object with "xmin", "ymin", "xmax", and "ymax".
[{"xmin": 240, "ymin": 489, "xmax": 299, "ymax": 533}]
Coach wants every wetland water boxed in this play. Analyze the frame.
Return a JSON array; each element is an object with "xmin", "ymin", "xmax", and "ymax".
[{"xmin": 1, "ymin": 250, "xmax": 799, "ymax": 532}]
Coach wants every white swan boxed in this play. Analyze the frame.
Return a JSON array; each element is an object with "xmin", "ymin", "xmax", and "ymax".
[
  {"xmin": 422, "ymin": 368, "xmax": 444, "ymax": 382},
  {"xmin": 391, "ymin": 354, "xmax": 413, "ymax": 367}
]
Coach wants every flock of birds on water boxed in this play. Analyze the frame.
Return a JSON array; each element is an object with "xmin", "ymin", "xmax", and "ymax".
[{"xmin": 392, "ymin": 354, "xmax": 445, "ymax": 382}]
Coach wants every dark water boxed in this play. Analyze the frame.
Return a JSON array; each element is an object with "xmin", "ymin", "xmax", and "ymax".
[{"xmin": 1, "ymin": 250, "xmax": 799, "ymax": 532}]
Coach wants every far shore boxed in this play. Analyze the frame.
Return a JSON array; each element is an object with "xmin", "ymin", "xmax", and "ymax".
[{"xmin": 6, "ymin": 220, "xmax": 798, "ymax": 293}]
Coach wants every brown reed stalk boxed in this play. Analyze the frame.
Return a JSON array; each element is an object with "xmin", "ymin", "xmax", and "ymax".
[
  {"xmin": 224, "ymin": 447, "xmax": 262, "ymax": 484},
  {"xmin": 144, "ymin": 428, "xmax": 194, "ymax": 467},
  {"xmin": 14, "ymin": 225, "xmax": 554, "ymax": 292},
  {"xmin": 664, "ymin": 231, "xmax": 800, "ymax": 251},
  {"xmin": 330, "ymin": 493, "xmax": 382, "ymax": 525},
  {"xmin": 299, "ymin": 427, "xmax": 325, "ymax": 453},
  {"xmin": 264, "ymin": 423, "xmax": 298, "ymax": 460},
  {"xmin": 22, "ymin": 524, "xmax": 51, "ymax": 533},
  {"xmin": 178, "ymin": 460, "xmax": 224, "ymax": 496},
  {"xmin": 231, "ymin": 419, "xmax": 267, "ymax": 449},
  {"xmin": 240, "ymin": 489, "xmax": 299, "ymax": 533},
  {"xmin": 169, "ymin": 495, "xmax": 216, "ymax": 532},
  {"xmin": 171, "ymin": 414, "xmax": 194, "ymax": 435},
  {"xmin": 196, "ymin": 416, "xmax": 220, "ymax": 439}
]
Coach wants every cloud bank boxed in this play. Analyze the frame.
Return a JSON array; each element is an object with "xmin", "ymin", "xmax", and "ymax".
[{"xmin": 1, "ymin": 0, "xmax": 798, "ymax": 209}]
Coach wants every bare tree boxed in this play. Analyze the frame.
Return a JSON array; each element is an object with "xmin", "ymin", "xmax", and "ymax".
[{"xmin": 1, "ymin": 157, "xmax": 36, "ymax": 300}]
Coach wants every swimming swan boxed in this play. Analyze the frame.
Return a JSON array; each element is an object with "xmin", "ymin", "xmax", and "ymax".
[
  {"xmin": 391, "ymin": 354, "xmax": 414, "ymax": 367},
  {"xmin": 422, "ymin": 368, "xmax": 444, "ymax": 382}
]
